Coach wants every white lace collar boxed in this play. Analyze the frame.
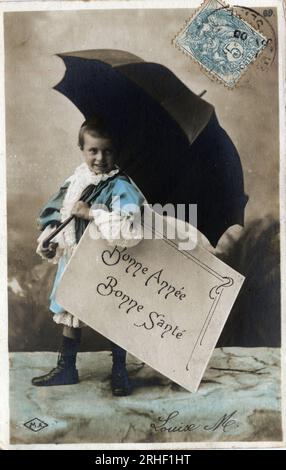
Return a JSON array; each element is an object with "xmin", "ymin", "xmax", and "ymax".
[
  {"xmin": 71, "ymin": 162, "xmax": 119, "ymax": 185},
  {"xmin": 60, "ymin": 163, "xmax": 120, "ymax": 248}
]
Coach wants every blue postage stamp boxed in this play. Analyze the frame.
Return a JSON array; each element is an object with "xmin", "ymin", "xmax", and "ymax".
[{"xmin": 174, "ymin": 0, "xmax": 267, "ymax": 87}]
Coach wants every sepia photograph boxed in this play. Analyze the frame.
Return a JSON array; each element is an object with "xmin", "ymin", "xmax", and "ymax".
[{"xmin": 0, "ymin": 0, "xmax": 285, "ymax": 448}]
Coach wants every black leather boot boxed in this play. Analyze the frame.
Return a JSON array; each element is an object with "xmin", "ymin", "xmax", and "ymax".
[
  {"xmin": 111, "ymin": 342, "xmax": 132, "ymax": 396},
  {"xmin": 32, "ymin": 334, "xmax": 80, "ymax": 387}
]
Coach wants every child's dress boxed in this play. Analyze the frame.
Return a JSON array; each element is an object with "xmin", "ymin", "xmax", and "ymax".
[{"xmin": 36, "ymin": 163, "xmax": 145, "ymax": 328}]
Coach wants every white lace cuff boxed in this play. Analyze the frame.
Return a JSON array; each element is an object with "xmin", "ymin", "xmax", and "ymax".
[
  {"xmin": 36, "ymin": 225, "xmax": 64, "ymax": 264},
  {"xmin": 91, "ymin": 208, "xmax": 143, "ymax": 248}
]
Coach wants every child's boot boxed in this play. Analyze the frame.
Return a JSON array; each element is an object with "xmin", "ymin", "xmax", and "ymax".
[
  {"xmin": 111, "ymin": 342, "xmax": 132, "ymax": 396},
  {"xmin": 32, "ymin": 333, "xmax": 81, "ymax": 387}
]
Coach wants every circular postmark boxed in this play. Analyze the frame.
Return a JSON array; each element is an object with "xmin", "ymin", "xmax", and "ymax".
[{"xmin": 233, "ymin": 6, "xmax": 277, "ymax": 72}]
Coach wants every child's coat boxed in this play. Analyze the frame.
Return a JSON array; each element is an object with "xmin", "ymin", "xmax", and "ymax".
[{"xmin": 37, "ymin": 163, "xmax": 145, "ymax": 327}]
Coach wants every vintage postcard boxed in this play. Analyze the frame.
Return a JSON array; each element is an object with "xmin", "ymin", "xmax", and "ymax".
[{"xmin": 0, "ymin": 0, "xmax": 285, "ymax": 449}]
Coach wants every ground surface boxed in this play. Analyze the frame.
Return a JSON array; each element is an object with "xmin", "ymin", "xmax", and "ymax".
[{"xmin": 10, "ymin": 348, "xmax": 281, "ymax": 444}]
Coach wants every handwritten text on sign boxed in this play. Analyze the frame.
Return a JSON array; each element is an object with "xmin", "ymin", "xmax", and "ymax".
[{"xmin": 98, "ymin": 245, "xmax": 187, "ymax": 340}]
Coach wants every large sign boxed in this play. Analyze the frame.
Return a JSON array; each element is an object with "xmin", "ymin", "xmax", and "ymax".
[{"xmin": 57, "ymin": 218, "xmax": 244, "ymax": 392}]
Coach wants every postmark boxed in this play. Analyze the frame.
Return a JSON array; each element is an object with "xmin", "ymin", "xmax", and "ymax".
[
  {"xmin": 233, "ymin": 5, "xmax": 277, "ymax": 72},
  {"xmin": 173, "ymin": 0, "xmax": 267, "ymax": 87}
]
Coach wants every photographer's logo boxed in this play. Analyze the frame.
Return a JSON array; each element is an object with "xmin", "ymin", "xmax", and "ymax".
[{"xmin": 24, "ymin": 418, "xmax": 48, "ymax": 432}]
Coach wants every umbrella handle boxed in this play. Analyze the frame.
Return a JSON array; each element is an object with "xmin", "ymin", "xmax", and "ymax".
[
  {"xmin": 41, "ymin": 183, "xmax": 96, "ymax": 249},
  {"xmin": 41, "ymin": 215, "xmax": 75, "ymax": 248}
]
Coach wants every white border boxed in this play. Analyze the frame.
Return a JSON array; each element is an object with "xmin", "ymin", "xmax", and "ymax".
[
  {"xmin": 0, "ymin": 7, "xmax": 9, "ymax": 451},
  {"xmin": 278, "ymin": 0, "xmax": 286, "ymax": 452},
  {"xmin": 0, "ymin": 0, "xmax": 285, "ymax": 450},
  {"xmin": 0, "ymin": 0, "xmax": 284, "ymax": 11}
]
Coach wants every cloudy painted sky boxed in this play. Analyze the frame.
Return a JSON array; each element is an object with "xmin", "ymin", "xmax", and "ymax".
[
  {"xmin": 5, "ymin": 8, "xmax": 279, "ymax": 231},
  {"xmin": 4, "ymin": 7, "xmax": 280, "ymax": 351}
]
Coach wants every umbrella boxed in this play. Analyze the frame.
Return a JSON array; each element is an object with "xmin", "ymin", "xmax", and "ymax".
[{"xmin": 53, "ymin": 49, "xmax": 248, "ymax": 247}]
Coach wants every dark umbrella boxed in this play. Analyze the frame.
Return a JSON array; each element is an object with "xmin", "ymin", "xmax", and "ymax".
[{"xmin": 52, "ymin": 49, "xmax": 248, "ymax": 247}]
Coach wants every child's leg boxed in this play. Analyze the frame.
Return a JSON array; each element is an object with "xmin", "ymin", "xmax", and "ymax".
[
  {"xmin": 32, "ymin": 326, "xmax": 81, "ymax": 387},
  {"xmin": 63, "ymin": 325, "xmax": 81, "ymax": 340},
  {"xmin": 110, "ymin": 342, "xmax": 132, "ymax": 396},
  {"xmin": 58, "ymin": 326, "xmax": 81, "ymax": 369}
]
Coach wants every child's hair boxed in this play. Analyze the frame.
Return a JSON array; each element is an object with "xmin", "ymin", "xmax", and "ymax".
[{"xmin": 78, "ymin": 115, "xmax": 114, "ymax": 150}]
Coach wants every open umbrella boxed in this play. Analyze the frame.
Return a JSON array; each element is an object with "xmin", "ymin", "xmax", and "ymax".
[{"xmin": 53, "ymin": 49, "xmax": 248, "ymax": 247}]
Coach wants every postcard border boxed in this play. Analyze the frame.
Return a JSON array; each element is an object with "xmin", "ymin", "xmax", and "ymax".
[{"xmin": 0, "ymin": 0, "xmax": 285, "ymax": 450}]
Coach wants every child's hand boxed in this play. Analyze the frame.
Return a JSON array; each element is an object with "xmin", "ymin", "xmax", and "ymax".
[
  {"xmin": 71, "ymin": 201, "xmax": 92, "ymax": 220},
  {"xmin": 40, "ymin": 242, "xmax": 58, "ymax": 259}
]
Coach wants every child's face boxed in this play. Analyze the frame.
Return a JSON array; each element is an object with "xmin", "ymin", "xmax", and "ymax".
[{"xmin": 82, "ymin": 132, "xmax": 116, "ymax": 174}]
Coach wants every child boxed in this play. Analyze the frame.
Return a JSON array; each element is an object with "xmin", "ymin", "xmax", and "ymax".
[{"xmin": 32, "ymin": 115, "xmax": 145, "ymax": 396}]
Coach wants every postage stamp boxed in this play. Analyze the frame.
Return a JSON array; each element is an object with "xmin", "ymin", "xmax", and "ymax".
[{"xmin": 174, "ymin": 0, "xmax": 267, "ymax": 87}]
